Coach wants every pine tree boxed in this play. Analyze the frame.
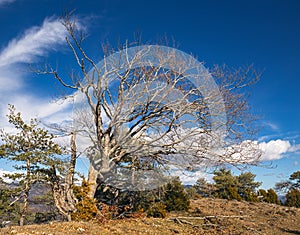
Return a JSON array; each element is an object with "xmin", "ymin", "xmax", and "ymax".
[
  {"xmin": 163, "ymin": 177, "xmax": 190, "ymax": 211},
  {"xmin": 213, "ymin": 168, "xmax": 241, "ymax": 200},
  {"xmin": 289, "ymin": 171, "xmax": 300, "ymax": 189},
  {"xmin": 259, "ymin": 189, "xmax": 280, "ymax": 204},
  {"xmin": 275, "ymin": 171, "xmax": 300, "ymax": 207},
  {"xmin": 285, "ymin": 189, "xmax": 300, "ymax": 208},
  {"xmin": 193, "ymin": 178, "xmax": 214, "ymax": 197},
  {"xmin": 275, "ymin": 171, "xmax": 300, "ymax": 192},
  {"xmin": 266, "ymin": 189, "xmax": 281, "ymax": 204},
  {"xmin": 0, "ymin": 105, "xmax": 62, "ymax": 226},
  {"xmin": 237, "ymin": 172, "xmax": 261, "ymax": 202}
]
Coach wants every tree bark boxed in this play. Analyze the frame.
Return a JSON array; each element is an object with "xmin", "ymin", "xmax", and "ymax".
[
  {"xmin": 51, "ymin": 166, "xmax": 77, "ymax": 221},
  {"xmin": 87, "ymin": 164, "xmax": 98, "ymax": 199},
  {"xmin": 20, "ymin": 158, "xmax": 31, "ymax": 226},
  {"xmin": 50, "ymin": 132, "xmax": 78, "ymax": 221},
  {"xmin": 19, "ymin": 189, "xmax": 29, "ymax": 226}
]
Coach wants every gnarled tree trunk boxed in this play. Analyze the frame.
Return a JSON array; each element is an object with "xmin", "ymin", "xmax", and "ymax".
[{"xmin": 50, "ymin": 132, "xmax": 78, "ymax": 221}]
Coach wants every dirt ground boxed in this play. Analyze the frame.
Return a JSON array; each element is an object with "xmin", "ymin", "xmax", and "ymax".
[{"xmin": 1, "ymin": 198, "xmax": 300, "ymax": 235}]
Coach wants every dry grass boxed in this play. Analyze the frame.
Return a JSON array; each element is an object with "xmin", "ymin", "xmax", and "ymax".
[{"xmin": 1, "ymin": 198, "xmax": 300, "ymax": 235}]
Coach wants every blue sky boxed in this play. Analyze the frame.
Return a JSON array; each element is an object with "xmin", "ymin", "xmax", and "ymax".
[{"xmin": 0, "ymin": 0, "xmax": 299, "ymax": 189}]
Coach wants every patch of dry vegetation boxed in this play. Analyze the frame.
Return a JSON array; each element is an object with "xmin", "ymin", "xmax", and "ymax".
[
  {"xmin": 1, "ymin": 198, "xmax": 300, "ymax": 235},
  {"xmin": 186, "ymin": 198, "xmax": 300, "ymax": 234}
]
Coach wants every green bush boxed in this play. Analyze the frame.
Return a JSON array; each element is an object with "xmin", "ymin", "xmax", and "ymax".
[
  {"xmin": 72, "ymin": 180, "xmax": 99, "ymax": 221},
  {"xmin": 146, "ymin": 202, "xmax": 167, "ymax": 218}
]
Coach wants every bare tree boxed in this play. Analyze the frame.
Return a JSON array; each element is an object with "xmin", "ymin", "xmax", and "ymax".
[{"xmin": 38, "ymin": 15, "xmax": 261, "ymax": 198}]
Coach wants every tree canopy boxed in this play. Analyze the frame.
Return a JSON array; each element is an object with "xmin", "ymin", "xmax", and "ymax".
[{"xmin": 36, "ymin": 15, "xmax": 262, "ymax": 197}]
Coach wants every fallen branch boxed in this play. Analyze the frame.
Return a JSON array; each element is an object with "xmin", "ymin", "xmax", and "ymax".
[
  {"xmin": 168, "ymin": 215, "xmax": 248, "ymax": 220},
  {"xmin": 167, "ymin": 215, "xmax": 249, "ymax": 228},
  {"xmin": 173, "ymin": 218, "xmax": 193, "ymax": 226},
  {"xmin": 167, "ymin": 217, "xmax": 219, "ymax": 228}
]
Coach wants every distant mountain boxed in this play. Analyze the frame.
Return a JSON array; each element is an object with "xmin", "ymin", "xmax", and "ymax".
[
  {"xmin": 278, "ymin": 195, "xmax": 286, "ymax": 204},
  {"xmin": 0, "ymin": 180, "xmax": 60, "ymax": 221},
  {"xmin": 183, "ymin": 184, "xmax": 193, "ymax": 189}
]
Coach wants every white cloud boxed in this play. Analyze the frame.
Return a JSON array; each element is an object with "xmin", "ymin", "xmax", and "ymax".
[
  {"xmin": 259, "ymin": 139, "xmax": 292, "ymax": 161},
  {"xmin": 178, "ymin": 170, "xmax": 213, "ymax": 185},
  {"xmin": 0, "ymin": 17, "xmax": 68, "ymax": 67},
  {"xmin": 222, "ymin": 138, "xmax": 299, "ymax": 163},
  {"xmin": 228, "ymin": 139, "xmax": 299, "ymax": 162}
]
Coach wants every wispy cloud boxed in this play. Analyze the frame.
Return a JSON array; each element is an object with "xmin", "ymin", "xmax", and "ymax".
[
  {"xmin": 0, "ymin": 17, "xmax": 68, "ymax": 67},
  {"xmin": 0, "ymin": 16, "xmax": 81, "ymax": 133},
  {"xmin": 258, "ymin": 134, "xmax": 279, "ymax": 142},
  {"xmin": 263, "ymin": 121, "xmax": 280, "ymax": 132},
  {"xmin": 3, "ymin": 94, "xmax": 73, "ymax": 121},
  {"xmin": 259, "ymin": 131, "xmax": 300, "ymax": 143},
  {"xmin": 0, "ymin": 17, "xmax": 69, "ymax": 98}
]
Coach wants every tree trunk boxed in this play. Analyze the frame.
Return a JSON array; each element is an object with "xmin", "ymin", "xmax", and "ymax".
[
  {"xmin": 19, "ymin": 189, "xmax": 29, "ymax": 226},
  {"xmin": 20, "ymin": 158, "xmax": 30, "ymax": 226},
  {"xmin": 87, "ymin": 136, "xmax": 112, "ymax": 199},
  {"xmin": 50, "ymin": 132, "xmax": 78, "ymax": 221},
  {"xmin": 86, "ymin": 100, "xmax": 102, "ymax": 199},
  {"xmin": 51, "ymin": 166, "xmax": 77, "ymax": 221},
  {"xmin": 131, "ymin": 156, "xmax": 136, "ymax": 186},
  {"xmin": 87, "ymin": 164, "xmax": 98, "ymax": 199},
  {"xmin": 65, "ymin": 132, "xmax": 77, "ymax": 207}
]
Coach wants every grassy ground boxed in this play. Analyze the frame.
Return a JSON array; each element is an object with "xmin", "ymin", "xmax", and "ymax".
[{"xmin": 1, "ymin": 198, "xmax": 300, "ymax": 235}]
